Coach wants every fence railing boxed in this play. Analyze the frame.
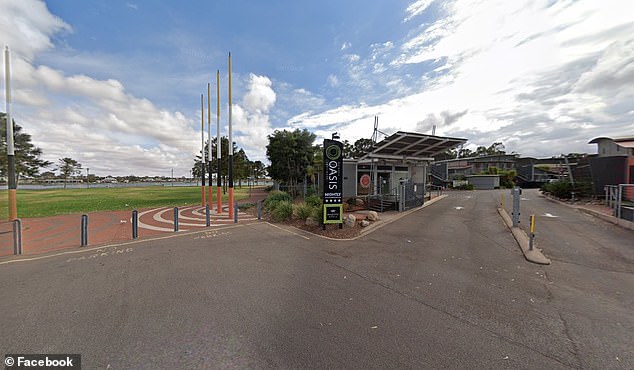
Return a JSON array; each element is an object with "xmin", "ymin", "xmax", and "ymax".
[
  {"xmin": 0, "ymin": 219, "xmax": 22, "ymax": 256},
  {"xmin": 604, "ymin": 184, "xmax": 634, "ymax": 221}
]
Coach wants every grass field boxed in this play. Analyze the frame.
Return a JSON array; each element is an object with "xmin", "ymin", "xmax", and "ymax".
[{"xmin": 0, "ymin": 186, "xmax": 253, "ymax": 219}]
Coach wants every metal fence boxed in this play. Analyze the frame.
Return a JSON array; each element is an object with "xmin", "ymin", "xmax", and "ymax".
[
  {"xmin": 605, "ymin": 184, "xmax": 634, "ymax": 221},
  {"xmin": 0, "ymin": 219, "xmax": 22, "ymax": 256}
]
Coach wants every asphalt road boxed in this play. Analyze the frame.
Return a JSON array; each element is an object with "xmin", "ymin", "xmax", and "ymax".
[{"xmin": 1, "ymin": 190, "xmax": 632, "ymax": 369}]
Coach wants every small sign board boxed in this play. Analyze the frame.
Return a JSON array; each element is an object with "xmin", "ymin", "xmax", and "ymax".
[
  {"xmin": 359, "ymin": 174, "xmax": 371, "ymax": 188},
  {"xmin": 323, "ymin": 139, "xmax": 344, "ymax": 225}
]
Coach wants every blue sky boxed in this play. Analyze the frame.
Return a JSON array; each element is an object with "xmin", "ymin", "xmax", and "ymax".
[{"xmin": 1, "ymin": 0, "xmax": 633, "ymax": 177}]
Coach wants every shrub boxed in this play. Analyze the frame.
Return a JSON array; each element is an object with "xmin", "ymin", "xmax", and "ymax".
[
  {"xmin": 272, "ymin": 200, "xmax": 293, "ymax": 221},
  {"xmin": 264, "ymin": 190, "xmax": 292, "ymax": 212},
  {"xmin": 304, "ymin": 194, "xmax": 322, "ymax": 208},
  {"xmin": 454, "ymin": 183, "xmax": 475, "ymax": 190},
  {"xmin": 541, "ymin": 181, "xmax": 573, "ymax": 199},
  {"xmin": 294, "ymin": 203, "xmax": 314, "ymax": 220},
  {"xmin": 311, "ymin": 205, "xmax": 323, "ymax": 221},
  {"xmin": 542, "ymin": 181, "xmax": 593, "ymax": 199},
  {"xmin": 238, "ymin": 202, "xmax": 255, "ymax": 211}
]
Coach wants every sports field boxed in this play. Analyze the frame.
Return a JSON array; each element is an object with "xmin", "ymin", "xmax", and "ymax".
[{"xmin": 0, "ymin": 186, "xmax": 253, "ymax": 219}]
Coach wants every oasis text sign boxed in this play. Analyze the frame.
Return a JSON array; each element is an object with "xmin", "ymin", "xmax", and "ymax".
[{"xmin": 323, "ymin": 139, "xmax": 343, "ymax": 224}]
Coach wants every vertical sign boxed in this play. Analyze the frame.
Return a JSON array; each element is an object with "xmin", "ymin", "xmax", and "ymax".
[{"xmin": 323, "ymin": 139, "xmax": 344, "ymax": 225}]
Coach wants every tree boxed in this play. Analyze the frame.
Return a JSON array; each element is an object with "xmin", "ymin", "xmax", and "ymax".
[
  {"xmin": 252, "ymin": 160, "xmax": 266, "ymax": 181},
  {"xmin": 342, "ymin": 140, "xmax": 353, "ymax": 158},
  {"xmin": 1, "ymin": 113, "xmax": 52, "ymax": 183},
  {"xmin": 57, "ymin": 157, "xmax": 82, "ymax": 189},
  {"xmin": 475, "ymin": 142, "xmax": 506, "ymax": 157},
  {"xmin": 192, "ymin": 137, "xmax": 256, "ymax": 189},
  {"xmin": 266, "ymin": 129, "xmax": 316, "ymax": 197},
  {"xmin": 351, "ymin": 138, "xmax": 373, "ymax": 159}
]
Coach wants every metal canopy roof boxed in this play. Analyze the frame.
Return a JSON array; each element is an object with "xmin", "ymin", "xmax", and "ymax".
[{"xmin": 360, "ymin": 131, "xmax": 467, "ymax": 162}]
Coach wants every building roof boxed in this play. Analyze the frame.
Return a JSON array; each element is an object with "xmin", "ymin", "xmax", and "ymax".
[
  {"xmin": 434, "ymin": 153, "xmax": 518, "ymax": 164},
  {"xmin": 589, "ymin": 136, "xmax": 634, "ymax": 148},
  {"xmin": 361, "ymin": 131, "xmax": 467, "ymax": 162}
]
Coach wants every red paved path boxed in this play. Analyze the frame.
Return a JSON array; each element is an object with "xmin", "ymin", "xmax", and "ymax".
[{"xmin": 0, "ymin": 188, "xmax": 268, "ymax": 257}]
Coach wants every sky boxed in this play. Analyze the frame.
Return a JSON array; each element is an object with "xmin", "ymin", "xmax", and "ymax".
[{"xmin": 1, "ymin": 0, "xmax": 633, "ymax": 177}]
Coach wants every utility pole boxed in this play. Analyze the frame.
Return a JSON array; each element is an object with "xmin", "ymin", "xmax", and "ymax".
[{"xmin": 86, "ymin": 168, "xmax": 90, "ymax": 188}]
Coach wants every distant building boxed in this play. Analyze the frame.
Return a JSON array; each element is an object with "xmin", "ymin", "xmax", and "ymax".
[
  {"xmin": 342, "ymin": 131, "xmax": 467, "ymax": 211},
  {"xmin": 430, "ymin": 154, "xmax": 518, "ymax": 187},
  {"xmin": 588, "ymin": 136, "xmax": 634, "ymax": 200}
]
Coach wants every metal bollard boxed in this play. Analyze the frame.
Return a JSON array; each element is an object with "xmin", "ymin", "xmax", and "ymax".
[
  {"xmin": 206, "ymin": 204, "xmax": 210, "ymax": 227},
  {"xmin": 511, "ymin": 187, "xmax": 521, "ymax": 227},
  {"xmin": 529, "ymin": 214, "xmax": 536, "ymax": 251},
  {"xmin": 234, "ymin": 202, "xmax": 238, "ymax": 223},
  {"xmin": 257, "ymin": 200, "xmax": 262, "ymax": 220},
  {"xmin": 13, "ymin": 219, "xmax": 22, "ymax": 255},
  {"xmin": 81, "ymin": 214, "xmax": 88, "ymax": 247},
  {"xmin": 174, "ymin": 207, "xmax": 179, "ymax": 232},
  {"xmin": 132, "ymin": 210, "xmax": 138, "ymax": 239}
]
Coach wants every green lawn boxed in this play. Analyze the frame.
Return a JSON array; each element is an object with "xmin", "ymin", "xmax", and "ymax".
[{"xmin": 0, "ymin": 186, "xmax": 253, "ymax": 219}]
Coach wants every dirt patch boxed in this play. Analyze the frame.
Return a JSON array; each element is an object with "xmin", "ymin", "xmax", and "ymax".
[
  {"xmin": 287, "ymin": 218, "xmax": 362, "ymax": 239},
  {"xmin": 241, "ymin": 206, "xmax": 369, "ymax": 239}
]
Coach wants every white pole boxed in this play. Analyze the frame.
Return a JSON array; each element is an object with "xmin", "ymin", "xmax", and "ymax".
[{"xmin": 4, "ymin": 46, "xmax": 13, "ymax": 156}]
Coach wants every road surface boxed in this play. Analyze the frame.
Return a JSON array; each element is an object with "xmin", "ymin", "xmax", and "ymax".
[{"xmin": 1, "ymin": 190, "xmax": 632, "ymax": 369}]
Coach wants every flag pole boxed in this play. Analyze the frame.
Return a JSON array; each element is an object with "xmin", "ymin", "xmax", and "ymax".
[
  {"xmin": 4, "ymin": 46, "xmax": 17, "ymax": 220},
  {"xmin": 216, "ymin": 70, "xmax": 222, "ymax": 214},
  {"xmin": 207, "ymin": 82, "xmax": 212, "ymax": 207},
  {"xmin": 228, "ymin": 52, "xmax": 234, "ymax": 219},
  {"xmin": 200, "ymin": 94, "xmax": 206, "ymax": 206}
]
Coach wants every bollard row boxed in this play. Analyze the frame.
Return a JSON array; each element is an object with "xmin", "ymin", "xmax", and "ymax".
[{"xmin": 37, "ymin": 203, "xmax": 262, "ymax": 251}]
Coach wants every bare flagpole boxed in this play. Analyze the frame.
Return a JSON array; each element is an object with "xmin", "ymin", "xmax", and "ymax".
[
  {"xmin": 4, "ymin": 46, "xmax": 17, "ymax": 220},
  {"xmin": 216, "ymin": 70, "xmax": 222, "ymax": 214},
  {"xmin": 200, "ymin": 94, "xmax": 206, "ymax": 206},
  {"xmin": 228, "ymin": 53, "xmax": 234, "ymax": 219},
  {"xmin": 207, "ymin": 82, "xmax": 212, "ymax": 207}
]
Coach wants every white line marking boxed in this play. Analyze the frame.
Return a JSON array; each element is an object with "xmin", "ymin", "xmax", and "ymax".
[{"xmin": 543, "ymin": 213, "xmax": 559, "ymax": 218}]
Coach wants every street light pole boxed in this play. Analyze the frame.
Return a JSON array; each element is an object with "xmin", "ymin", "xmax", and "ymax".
[{"xmin": 86, "ymin": 168, "xmax": 90, "ymax": 188}]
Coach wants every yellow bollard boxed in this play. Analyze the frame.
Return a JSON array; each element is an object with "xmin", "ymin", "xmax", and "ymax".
[{"xmin": 529, "ymin": 214, "xmax": 536, "ymax": 251}]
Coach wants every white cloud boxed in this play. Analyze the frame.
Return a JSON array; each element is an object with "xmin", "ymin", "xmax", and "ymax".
[
  {"xmin": 327, "ymin": 74, "xmax": 339, "ymax": 87},
  {"xmin": 404, "ymin": 0, "xmax": 435, "ymax": 22},
  {"xmin": 1, "ymin": 0, "xmax": 199, "ymax": 177},
  {"xmin": 0, "ymin": 0, "xmax": 70, "ymax": 61},
  {"xmin": 232, "ymin": 74, "xmax": 277, "ymax": 162},
  {"xmin": 341, "ymin": 41, "xmax": 352, "ymax": 51},
  {"xmin": 290, "ymin": 0, "xmax": 634, "ymax": 157}
]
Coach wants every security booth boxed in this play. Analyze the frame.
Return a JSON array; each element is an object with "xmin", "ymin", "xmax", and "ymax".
[{"xmin": 345, "ymin": 131, "xmax": 467, "ymax": 212}]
